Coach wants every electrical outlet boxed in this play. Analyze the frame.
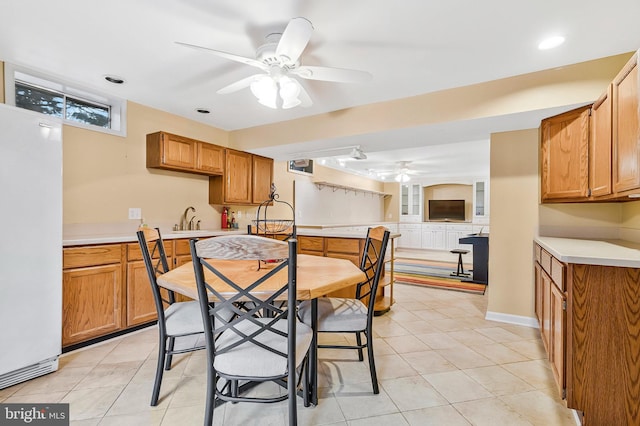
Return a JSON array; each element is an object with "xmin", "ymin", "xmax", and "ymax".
[
  {"xmin": 237, "ymin": 210, "xmax": 242, "ymax": 219},
  {"xmin": 128, "ymin": 208, "xmax": 142, "ymax": 220}
]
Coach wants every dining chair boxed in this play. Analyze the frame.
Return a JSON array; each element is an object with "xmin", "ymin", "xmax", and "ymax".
[
  {"xmin": 136, "ymin": 227, "xmax": 205, "ymax": 406},
  {"xmin": 297, "ymin": 226, "xmax": 391, "ymax": 394},
  {"xmin": 190, "ymin": 235, "xmax": 313, "ymax": 426}
]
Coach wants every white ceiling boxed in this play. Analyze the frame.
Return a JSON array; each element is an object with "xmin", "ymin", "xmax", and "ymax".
[{"xmin": 2, "ymin": 0, "xmax": 640, "ymax": 180}]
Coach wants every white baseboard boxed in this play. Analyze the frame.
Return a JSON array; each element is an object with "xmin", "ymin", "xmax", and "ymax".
[{"xmin": 485, "ymin": 311, "xmax": 539, "ymax": 328}]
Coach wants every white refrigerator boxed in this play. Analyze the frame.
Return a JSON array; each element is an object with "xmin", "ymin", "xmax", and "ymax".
[{"xmin": 0, "ymin": 103, "xmax": 62, "ymax": 388}]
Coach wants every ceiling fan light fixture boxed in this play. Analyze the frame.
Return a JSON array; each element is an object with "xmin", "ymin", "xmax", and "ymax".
[
  {"xmin": 395, "ymin": 173, "xmax": 410, "ymax": 182},
  {"xmin": 250, "ymin": 75, "xmax": 278, "ymax": 109},
  {"xmin": 350, "ymin": 146, "xmax": 367, "ymax": 160},
  {"xmin": 279, "ymin": 76, "xmax": 302, "ymax": 109}
]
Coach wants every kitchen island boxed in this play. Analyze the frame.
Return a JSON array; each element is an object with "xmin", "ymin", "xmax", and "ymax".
[{"xmin": 296, "ymin": 225, "xmax": 400, "ymax": 314}]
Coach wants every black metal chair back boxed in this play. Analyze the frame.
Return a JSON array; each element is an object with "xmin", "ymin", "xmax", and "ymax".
[
  {"xmin": 136, "ymin": 227, "xmax": 205, "ymax": 406},
  {"xmin": 190, "ymin": 235, "xmax": 311, "ymax": 426},
  {"xmin": 357, "ymin": 226, "xmax": 391, "ymax": 319}
]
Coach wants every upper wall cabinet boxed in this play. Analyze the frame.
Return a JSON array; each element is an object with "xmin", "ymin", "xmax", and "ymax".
[
  {"xmin": 589, "ymin": 85, "xmax": 613, "ymax": 198},
  {"xmin": 612, "ymin": 51, "xmax": 640, "ymax": 195},
  {"xmin": 252, "ymin": 154, "xmax": 274, "ymax": 204},
  {"xmin": 540, "ymin": 49, "xmax": 640, "ymax": 203},
  {"xmin": 146, "ymin": 131, "xmax": 224, "ymax": 176},
  {"xmin": 541, "ymin": 105, "xmax": 591, "ymax": 202},
  {"xmin": 209, "ymin": 149, "xmax": 274, "ymax": 205}
]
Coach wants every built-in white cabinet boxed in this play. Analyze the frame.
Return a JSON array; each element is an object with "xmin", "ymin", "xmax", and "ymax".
[
  {"xmin": 473, "ymin": 180, "xmax": 489, "ymax": 222},
  {"xmin": 398, "ymin": 223, "xmax": 483, "ymax": 250},
  {"xmin": 398, "ymin": 223, "xmax": 422, "ymax": 248},
  {"xmin": 445, "ymin": 224, "xmax": 474, "ymax": 250},
  {"xmin": 421, "ymin": 224, "xmax": 446, "ymax": 250},
  {"xmin": 400, "ymin": 183, "xmax": 422, "ymax": 221}
]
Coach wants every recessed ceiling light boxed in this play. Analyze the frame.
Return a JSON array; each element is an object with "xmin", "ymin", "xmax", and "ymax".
[
  {"xmin": 538, "ymin": 36, "xmax": 565, "ymax": 50},
  {"xmin": 104, "ymin": 75, "xmax": 125, "ymax": 84},
  {"xmin": 195, "ymin": 108, "xmax": 210, "ymax": 114}
]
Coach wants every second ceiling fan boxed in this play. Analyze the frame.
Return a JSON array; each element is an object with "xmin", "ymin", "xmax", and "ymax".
[{"xmin": 177, "ymin": 17, "xmax": 372, "ymax": 109}]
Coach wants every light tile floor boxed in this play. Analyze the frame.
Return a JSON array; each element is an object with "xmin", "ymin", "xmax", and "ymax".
[{"xmin": 0, "ymin": 284, "xmax": 577, "ymax": 425}]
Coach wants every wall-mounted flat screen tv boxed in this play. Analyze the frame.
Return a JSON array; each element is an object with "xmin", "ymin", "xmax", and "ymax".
[{"xmin": 428, "ymin": 199, "xmax": 465, "ymax": 221}]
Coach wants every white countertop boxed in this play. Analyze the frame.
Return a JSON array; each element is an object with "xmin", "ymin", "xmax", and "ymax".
[
  {"xmin": 296, "ymin": 228, "xmax": 400, "ymax": 239},
  {"xmin": 63, "ymin": 227, "xmax": 400, "ymax": 246},
  {"xmin": 63, "ymin": 229, "xmax": 246, "ymax": 246},
  {"xmin": 535, "ymin": 236, "xmax": 640, "ymax": 268}
]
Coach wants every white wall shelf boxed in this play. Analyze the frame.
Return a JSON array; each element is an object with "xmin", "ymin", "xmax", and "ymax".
[{"xmin": 313, "ymin": 181, "xmax": 391, "ymax": 198}]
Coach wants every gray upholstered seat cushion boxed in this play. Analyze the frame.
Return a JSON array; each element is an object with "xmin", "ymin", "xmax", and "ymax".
[
  {"xmin": 164, "ymin": 301, "xmax": 204, "ymax": 335},
  {"xmin": 298, "ymin": 297, "xmax": 368, "ymax": 332},
  {"xmin": 214, "ymin": 318, "xmax": 313, "ymax": 378}
]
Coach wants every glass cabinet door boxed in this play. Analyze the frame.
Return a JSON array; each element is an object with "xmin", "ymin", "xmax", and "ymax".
[
  {"xmin": 473, "ymin": 180, "xmax": 489, "ymax": 219},
  {"xmin": 475, "ymin": 181, "xmax": 485, "ymax": 216},
  {"xmin": 401, "ymin": 185, "xmax": 409, "ymax": 215},
  {"xmin": 411, "ymin": 184, "xmax": 420, "ymax": 215},
  {"xmin": 401, "ymin": 183, "xmax": 421, "ymax": 217}
]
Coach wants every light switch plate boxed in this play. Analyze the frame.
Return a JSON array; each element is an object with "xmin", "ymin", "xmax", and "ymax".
[{"xmin": 128, "ymin": 208, "xmax": 142, "ymax": 220}]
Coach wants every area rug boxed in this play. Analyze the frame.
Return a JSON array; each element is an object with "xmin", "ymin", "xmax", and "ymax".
[{"xmin": 390, "ymin": 258, "xmax": 487, "ymax": 295}]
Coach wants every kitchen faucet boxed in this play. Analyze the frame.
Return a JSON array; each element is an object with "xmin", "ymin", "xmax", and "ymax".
[{"xmin": 180, "ymin": 206, "xmax": 195, "ymax": 230}]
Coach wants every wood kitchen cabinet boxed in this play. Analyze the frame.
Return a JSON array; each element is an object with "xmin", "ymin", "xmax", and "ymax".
[
  {"xmin": 612, "ymin": 50, "xmax": 640, "ymax": 194},
  {"xmin": 297, "ymin": 234, "xmax": 394, "ymax": 313},
  {"xmin": 540, "ymin": 50, "xmax": 640, "ymax": 203},
  {"xmin": 209, "ymin": 149, "xmax": 274, "ymax": 205},
  {"xmin": 146, "ymin": 131, "xmax": 224, "ymax": 176},
  {"xmin": 297, "ymin": 235, "xmax": 363, "ymax": 299},
  {"xmin": 62, "ymin": 237, "xmax": 198, "ymax": 349},
  {"xmin": 62, "ymin": 244, "xmax": 125, "ymax": 347},
  {"xmin": 540, "ymin": 105, "xmax": 591, "ymax": 202},
  {"xmin": 534, "ymin": 241, "xmax": 640, "ymax": 425},
  {"xmin": 125, "ymin": 240, "xmax": 173, "ymax": 327},
  {"xmin": 252, "ymin": 154, "xmax": 274, "ymax": 204},
  {"xmin": 533, "ymin": 244, "xmax": 566, "ymax": 398},
  {"xmin": 589, "ymin": 86, "xmax": 613, "ymax": 197},
  {"xmin": 196, "ymin": 142, "xmax": 224, "ymax": 175}
]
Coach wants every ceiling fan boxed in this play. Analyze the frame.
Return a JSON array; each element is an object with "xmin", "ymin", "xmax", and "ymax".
[
  {"xmin": 176, "ymin": 17, "xmax": 372, "ymax": 109},
  {"xmin": 372, "ymin": 161, "xmax": 420, "ymax": 182}
]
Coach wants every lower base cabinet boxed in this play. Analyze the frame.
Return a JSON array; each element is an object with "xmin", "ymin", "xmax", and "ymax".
[
  {"xmin": 62, "ymin": 238, "xmax": 192, "ymax": 348},
  {"xmin": 62, "ymin": 243, "xmax": 126, "ymax": 348},
  {"xmin": 62, "ymin": 265, "xmax": 123, "ymax": 347},
  {"xmin": 534, "ymin": 242, "xmax": 640, "ymax": 425}
]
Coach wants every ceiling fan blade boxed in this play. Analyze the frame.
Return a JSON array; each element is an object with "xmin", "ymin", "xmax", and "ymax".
[
  {"xmin": 175, "ymin": 41, "xmax": 268, "ymax": 71},
  {"xmin": 275, "ymin": 17, "xmax": 313, "ymax": 64},
  {"xmin": 292, "ymin": 65, "xmax": 372, "ymax": 83},
  {"xmin": 217, "ymin": 74, "xmax": 263, "ymax": 94}
]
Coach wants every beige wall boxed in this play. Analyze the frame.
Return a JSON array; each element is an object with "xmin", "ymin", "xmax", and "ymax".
[
  {"xmin": 423, "ymin": 184, "xmax": 473, "ymax": 222},
  {"xmin": 63, "ymin": 101, "xmax": 229, "ymax": 228},
  {"xmin": 488, "ymin": 128, "xmax": 540, "ymax": 318},
  {"xmin": 489, "ymin": 128, "xmax": 638, "ymax": 320},
  {"xmin": 230, "ymin": 53, "xmax": 632, "ymax": 151}
]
